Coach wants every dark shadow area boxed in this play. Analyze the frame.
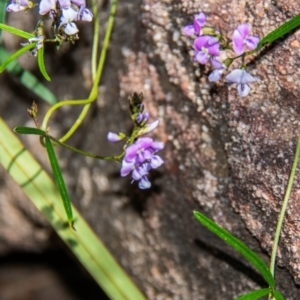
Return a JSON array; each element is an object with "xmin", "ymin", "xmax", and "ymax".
[
  {"xmin": 194, "ymin": 238, "xmax": 266, "ymax": 287},
  {"xmin": 0, "ymin": 237, "xmax": 109, "ymax": 300}
]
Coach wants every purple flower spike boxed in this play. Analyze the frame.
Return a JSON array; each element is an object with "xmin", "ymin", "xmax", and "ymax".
[
  {"xmin": 194, "ymin": 36, "xmax": 220, "ymax": 65},
  {"xmin": 120, "ymin": 137, "xmax": 164, "ymax": 189},
  {"xmin": 232, "ymin": 23, "xmax": 260, "ymax": 55},
  {"xmin": 7, "ymin": 0, "xmax": 33, "ymax": 12},
  {"xmin": 225, "ymin": 69, "xmax": 258, "ymax": 97}
]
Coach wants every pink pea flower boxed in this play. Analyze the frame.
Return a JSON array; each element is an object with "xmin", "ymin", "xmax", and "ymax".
[
  {"xmin": 182, "ymin": 12, "xmax": 206, "ymax": 36},
  {"xmin": 225, "ymin": 69, "xmax": 258, "ymax": 97},
  {"xmin": 232, "ymin": 23, "xmax": 260, "ymax": 55},
  {"xmin": 7, "ymin": 0, "xmax": 33, "ymax": 12},
  {"xmin": 193, "ymin": 35, "xmax": 220, "ymax": 65}
]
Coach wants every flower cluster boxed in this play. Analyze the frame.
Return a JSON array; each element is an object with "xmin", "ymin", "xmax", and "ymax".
[
  {"xmin": 182, "ymin": 13, "xmax": 260, "ymax": 97},
  {"xmin": 107, "ymin": 93, "xmax": 164, "ymax": 189},
  {"xmin": 7, "ymin": 0, "xmax": 93, "ymax": 52}
]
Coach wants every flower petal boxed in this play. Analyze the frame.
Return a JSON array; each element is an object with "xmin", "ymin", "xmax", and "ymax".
[
  {"xmin": 237, "ymin": 23, "xmax": 250, "ymax": 38},
  {"xmin": 193, "ymin": 35, "xmax": 211, "ymax": 51},
  {"xmin": 208, "ymin": 69, "xmax": 222, "ymax": 82},
  {"xmin": 182, "ymin": 25, "xmax": 195, "ymax": 36},
  {"xmin": 120, "ymin": 160, "xmax": 135, "ymax": 177},
  {"xmin": 232, "ymin": 29, "xmax": 245, "ymax": 55},
  {"xmin": 225, "ymin": 69, "xmax": 244, "ymax": 83},
  {"xmin": 63, "ymin": 22, "xmax": 79, "ymax": 35},
  {"xmin": 138, "ymin": 176, "xmax": 151, "ymax": 189},
  {"xmin": 245, "ymin": 35, "xmax": 260, "ymax": 50},
  {"xmin": 107, "ymin": 132, "xmax": 125, "ymax": 142},
  {"xmin": 237, "ymin": 83, "xmax": 251, "ymax": 97},
  {"xmin": 39, "ymin": 0, "xmax": 57, "ymax": 15},
  {"xmin": 81, "ymin": 8, "xmax": 93, "ymax": 21},
  {"xmin": 207, "ymin": 42, "xmax": 220, "ymax": 56},
  {"xmin": 195, "ymin": 51, "xmax": 209, "ymax": 64},
  {"xmin": 150, "ymin": 155, "xmax": 164, "ymax": 168}
]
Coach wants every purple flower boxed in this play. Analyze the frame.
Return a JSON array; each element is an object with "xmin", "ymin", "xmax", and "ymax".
[
  {"xmin": 107, "ymin": 132, "xmax": 126, "ymax": 142},
  {"xmin": 120, "ymin": 137, "xmax": 164, "ymax": 189},
  {"xmin": 232, "ymin": 23, "xmax": 260, "ymax": 55},
  {"xmin": 225, "ymin": 69, "xmax": 258, "ymax": 97},
  {"xmin": 208, "ymin": 57, "xmax": 226, "ymax": 82},
  {"xmin": 39, "ymin": 0, "xmax": 57, "ymax": 15},
  {"xmin": 182, "ymin": 12, "xmax": 206, "ymax": 36},
  {"xmin": 7, "ymin": 0, "xmax": 33, "ymax": 12},
  {"xmin": 193, "ymin": 35, "xmax": 220, "ymax": 64}
]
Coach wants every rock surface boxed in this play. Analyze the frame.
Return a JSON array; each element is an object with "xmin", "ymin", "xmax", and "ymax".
[{"xmin": 1, "ymin": 0, "xmax": 300, "ymax": 299}]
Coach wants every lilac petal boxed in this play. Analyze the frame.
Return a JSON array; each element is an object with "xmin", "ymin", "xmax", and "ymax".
[
  {"xmin": 81, "ymin": 8, "xmax": 93, "ymax": 21},
  {"xmin": 208, "ymin": 69, "xmax": 222, "ymax": 82},
  {"xmin": 39, "ymin": 0, "xmax": 56, "ymax": 15},
  {"xmin": 58, "ymin": 0, "xmax": 71, "ymax": 8},
  {"xmin": 240, "ymin": 71, "xmax": 257, "ymax": 84},
  {"xmin": 210, "ymin": 57, "xmax": 223, "ymax": 69},
  {"xmin": 150, "ymin": 141, "xmax": 164, "ymax": 151},
  {"xmin": 193, "ymin": 35, "xmax": 211, "ymax": 51},
  {"xmin": 132, "ymin": 165, "xmax": 149, "ymax": 180},
  {"xmin": 194, "ymin": 12, "xmax": 206, "ymax": 26},
  {"xmin": 63, "ymin": 22, "xmax": 79, "ymax": 35},
  {"xmin": 225, "ymin": 69, "xmax": 244, "ymax": 83},
  {"xmin": 193, "ymin": 13, "xmax": 206, "ymax": 35},
  {"xmin": 71, "ymin": 0, "xmax": 85, "ymax": 6},
  {"xmin": 232, "ymin": 29, "xmax": 245, "ymax": 55},
  {"xmin": 124, "ymin": 137, "xmax": 153, "ymax": 161},
  {"xmin": 237, "ymin": 23, "xmax": 250, "ymax": 38},
  {"xmin": 207, "ymin": 42, "xmax": 220, "ymax": 56},
  {"xmin": 237, "ymin": 83, "xmax": 251, "ymax": 97},
  {"xmin": 6, "ymin": 3, "xmax": 24, "ymax": 12},
  {"xmin": 120, "ymin": 160, "xmax": 135, "ymax": 177},
  {"xmin": 60, "ymin": 7, "xmax": 78, "ymax": 24},
  {"xmin": 245, "ymin": 35, "xmax": 260, "ymax": 50},
  {"xmin": 138, "ymin": 176, "xmax": 151, "ymax": 189},
  {"xmin": 107, "ymin": 132, "xmax": 124, "ymax": 142},
  {"xmin": 150, "ymin": 156, "xmax": 164, "ymax": 168},
  {"xmin": 137, "ymin": 119, "xmax": 159, "ymax": 136},
  {"xmin": 195, "ymin": 51, "xmax": 209, "ymax": 65},
  {"xmin": 182, "ymin": 25, "xmax": 195, "ymax": 36}
]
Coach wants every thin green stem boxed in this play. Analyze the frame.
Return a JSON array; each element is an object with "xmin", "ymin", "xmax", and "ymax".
[
  {"xmin": 46, "ymin": 134, "xmax": 123, "ymax": 161},
  {"xmin": 269, "ymin": 136, "xmax": 300, "ymax": 276},
  {"xmin": 91, "ymin": 0, "xmax": 99, "ymax": 79},
  {"xmin": 41, "ymin": 0, "xmax": 118, "ymax": 142}
]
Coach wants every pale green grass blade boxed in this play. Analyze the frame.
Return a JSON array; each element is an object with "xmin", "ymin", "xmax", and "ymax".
[
  {"xmin": 0, "ymin": 118, "xmax": 146, "ymax": 300},
  {"xmin": 0, "ymin": 46, "xmax": 58, "ymax": 104}
]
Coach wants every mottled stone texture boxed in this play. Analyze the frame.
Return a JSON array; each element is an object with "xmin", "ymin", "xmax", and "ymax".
[{"xmin": 1, "ymin": 0, "xmax": 300, "ymax": 299}]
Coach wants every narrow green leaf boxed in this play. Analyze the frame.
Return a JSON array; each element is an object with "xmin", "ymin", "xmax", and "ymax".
[
  {"xmin": 257, "ymin": 13, "xmax": 300, "ymax": 50},
  {"xmin": 0, "ymin": 118, "xmax": 146, "ymax": 300},
  {"xmin": 14, "ymin": 126, "xmax": 45, "ymax": 136},
  {"xmin": 0, "ymin": 23, "xmax": 34, "ymax": 39},
  {"xmin": 0, "ymin": 46, "xmax": 58, "ymax": 104},
  {"xmin": 37, "ymin": 46, "xmax": 51, "ymax": 81},
  {"xmin": 272, "ymin": 290, "xmax": 285, "ymax": 300},
  {"xmin": 235, "ymin": 288, "xmax": 272, "ymax": 300},
  {"xmin": 0, "ymin": 43, "xmax": 35, "ymax": 72},
  {"xmin": 193, "ymin": 211, "xmax": 275, "ymax": 288},
  {"xmin": 45, "ymin": 135, "xmax": 73, "ymax": 227},
  {"xmin": 0, "ymin": 0, "xmax": 7, "ymax": 41}
]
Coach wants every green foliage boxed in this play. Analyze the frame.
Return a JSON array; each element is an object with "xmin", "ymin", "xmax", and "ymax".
[
  {"xmin": 235, "ymin": 288, "xmax": 272, "ymax": 300},
  {"xmin": 257, "ymin": 13, "xmax": 300, "ymax": 50},
  {"xmin": 37, "ymin": 46, "xmax": 51, "ymax": 81},
  {"xmin": 193, "ymin": 211, "xmax": 275, "ymax": 288}
]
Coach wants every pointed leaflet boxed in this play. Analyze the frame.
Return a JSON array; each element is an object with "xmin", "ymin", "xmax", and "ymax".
[
  {"xmin": 37, "ymin": 46, "xmax": 51, "ymax": 81},
  {"xmin": 235, "ymin": 288, "xmax": 272, "ymax": 300},
  {"xmin": 257, "ymin": 13, "xmax": 300, "ymax": 50},
  {"xmin": 14, "ymin": 127, "xmax": 45, "ymax": 136},
  {"xmin": 0, "ymin": 23, "xmax": 34, "ymax": 39},
  {"xmin": 0, "ymin": 43, "xmax": 35, "ymax": 72},
  {"xmin": 193, "ymin": 211, "xmax": 275, "ymax": 288},
  {"xmin": 45, "ymin": 136, "xmax": 74, "ymax": 227}
]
